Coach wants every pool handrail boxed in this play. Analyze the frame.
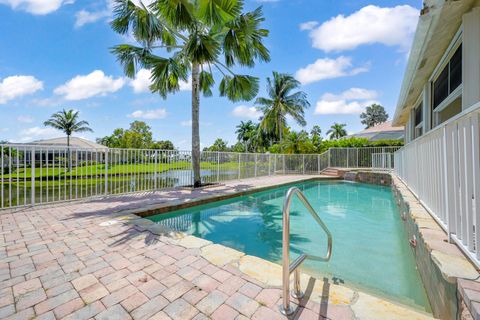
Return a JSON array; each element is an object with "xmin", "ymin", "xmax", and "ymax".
[{"xmin": 280, "ymin": 186, "xmax": 333, "ymax": 316}]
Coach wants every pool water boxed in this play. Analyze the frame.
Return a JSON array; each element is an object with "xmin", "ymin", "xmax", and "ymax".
[{"xmin": 147, "ymin": 180, "xmax": 430, "ymax": 311}]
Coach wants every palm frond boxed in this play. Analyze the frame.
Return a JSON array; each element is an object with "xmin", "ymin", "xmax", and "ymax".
[
  {"xmin": 198, "ymin": 0, "xmax": 243, "ymax": 26},
  {"xmin": 219, "ymin": 74, "xmax": 258, "ymax": 102},
  {"xmin": 152, "ymin": 0, "xmax": 194, "ymax": 30}
]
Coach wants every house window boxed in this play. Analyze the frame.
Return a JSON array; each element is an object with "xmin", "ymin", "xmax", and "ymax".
[
  {"xmin": 432, "ymin": 44, "xmax": 462, "ymax": 110},
  {"xmin": 449, "ymin": 44, "xmax": 462, "ymax": 92},
  {"xmin": 414, "ymin": 103, "xmax": 423, "ymax": 139},
  {"xmin": 431, "ymin": 43, "xmax": 462, "ymax": 127}
]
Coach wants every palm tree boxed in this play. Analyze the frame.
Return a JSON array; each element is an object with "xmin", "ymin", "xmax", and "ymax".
[
  {"xmin": 282, "ymin": 130, "xmax": 315, "ymax": 154},
  {"xmin": 235, "ymin": 120, "xmax": 256, "ymax": 152},
  {"xmin": 327, "ymin": 123, "xmax": 347, "ymax": 140},
  {"xmin": 44, "ymin": 109, "xmax": 93, "ymax": 147},
  {"xmin": 310, "ymin": 125, "xmax": 321, "ymax": 138},
  {"xmin": 256, "ymin": 72, "xmax": 310, "ymax": 149},
  {"xmin": 110, "ymin": 0, "xmax": 270, "ymax": 187}
]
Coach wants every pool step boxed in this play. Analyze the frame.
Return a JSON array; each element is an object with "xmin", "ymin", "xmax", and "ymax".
[{"xmin": 321, "ymin": 167, "xmax": 341, "ymax": 177}]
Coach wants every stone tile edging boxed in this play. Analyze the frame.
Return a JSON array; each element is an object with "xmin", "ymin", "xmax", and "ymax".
[
  {"xmin": 391, "ymin": 175, "xmax": 480, "ymax": 320},
  {"xmin": 100, "ymin": 176, "xmax": 326, "ymax": 218}
]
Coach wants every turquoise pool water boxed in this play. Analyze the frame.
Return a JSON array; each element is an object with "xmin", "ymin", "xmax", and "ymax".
[{"xmin": 147, "ymin": 180, "xmax": 430, "ymax": 311}]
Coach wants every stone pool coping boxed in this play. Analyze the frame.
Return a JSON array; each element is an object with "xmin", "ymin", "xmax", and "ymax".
[
  {"xmin": 105, "ymin": 175, "xmax": 337, "ymax": 218},
  {"xmin": 391, "ymin": 175, "xmax": 480, "ymax": 320}
]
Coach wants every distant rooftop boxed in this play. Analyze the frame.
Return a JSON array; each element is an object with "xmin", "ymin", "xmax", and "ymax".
[
  {"xmin": 27, "ymin": 137, "xmax": 107, "ymax": 149},
  {"xmin": 349, "ymin": 121, "xmax": 404, "ymax": 141}
]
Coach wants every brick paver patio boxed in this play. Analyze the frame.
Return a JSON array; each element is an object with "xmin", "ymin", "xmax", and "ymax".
[{"xmin": 0, "ymin": 176, "xmax": 434, "ymax": 319}]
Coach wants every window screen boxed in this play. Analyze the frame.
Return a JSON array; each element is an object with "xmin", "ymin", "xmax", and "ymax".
[
  {"xmin": 414, "ymin": 103, "xmax": 423, "ymax": 126},
  {"xmin": 433, "ymin": 67, "xmax": 449, "ymax": 109},
  {"xmin": 450, "ymin": 44, "xmax": 462, "ymax": 92},
  {"xmin": 432, "ymin": 43, "xmax": 462, "ymax": 110}
]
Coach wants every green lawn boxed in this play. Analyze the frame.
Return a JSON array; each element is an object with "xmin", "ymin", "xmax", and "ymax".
[{"xmin": 2, "ymin": 161, "xmax": 247, "ymax": 179}]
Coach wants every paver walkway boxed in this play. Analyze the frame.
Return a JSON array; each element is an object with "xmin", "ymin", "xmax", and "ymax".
[{"xmin": 0, "ymin": 176, "xmax": 434, "ymax": 319}]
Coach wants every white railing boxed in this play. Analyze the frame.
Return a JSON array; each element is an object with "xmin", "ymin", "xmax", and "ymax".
[
  {"xmin": 394, "ymin": 102, "xmax": 480, "ymax": 265},
  {"xmin": 0, "ymin": 146, "xmax": 334, "ymax": 209},
  {"xmin": 329, "ymin": 147, "xmax": 400, "ymax": 168},
  {"xmin": 372, "ymin": 153, "xmax": 393, "ymax": 171},
  {"xmin": 0, "ymin": 145, "xmax": 402, "ymax": 210}
]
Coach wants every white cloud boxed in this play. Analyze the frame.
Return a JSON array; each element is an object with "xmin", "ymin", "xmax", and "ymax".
[
  {"xmin": 299, "ymin": 21, "xmax": 318, "ymax": 31},
  {"xmin": 0, "ymin": 75, "xmax": 43, "ymax": 104},
  {"xmin": 74, "ymin": 0, "xmax": 157, "ymax": 27},
  {"xmin": 321, "ymin": 88, "xmax": 377, "ymax": 101},
  {"xmin": 180, "ymin": 120, "xmax": 192, "ymax": 127},
  {"xmin": 75, "ymin": 9, "xmax": 110, "ymax": 28},
  {"xmin": 18, "ymin": 126, "xmax": 58, "ymax": 142},
  {"xmin": 127, "ymin": 108, "xmax": 167, "ymax": 120},
  {"xmin": 17, "ymin": 115, "xmax": 34, "ymax": 123},
  {"xmin": 295, "ymin": 56, "xmax": 368, "ymax": 85},
  {"xmin": 231, "ymin": 105, "xmax": 261, "ymax": 120},
  {"xmin": 179, "ymin": 77, "xmax": 192, "ymax": 91},
  {"xmin": 314, "ymin": 88, "xmax": 379, "ymax": 115},
  {"xmin": 130, "ymin": 69, "xmax": 152, "ymax": 93},
  {"xmin": 130, "ymin": 68, "xmax": 191, "ymax": 93},
  {"xmin": 0, "ymin": 0, "xmax": 73, "ymax": 15},
  {"xmin": 31, "ymin": 97, "xmax": 61, "ymax": 107},
  {"xmin": 54, "ymin": 70, "xmax": 125, "ymax": 101},
  {"xmin": 309, "ymin": 5, "xmax": 419, "ymax": 52}
]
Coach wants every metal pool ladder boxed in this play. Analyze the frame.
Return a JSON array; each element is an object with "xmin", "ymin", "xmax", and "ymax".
[{"xmin": 280, "ymin": 187, "xmax": 333, "ymax": 316}]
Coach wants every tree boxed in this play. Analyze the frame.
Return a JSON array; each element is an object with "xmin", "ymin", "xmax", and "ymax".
[
  {"xmin": 97, "ymin": 121, "xmax": 174, "ymax": 149},
  {"xmin": 360, "ymin": 104, "xmax": 388, "ymax": 128},
  {"xmin": 256, "ymin": 72, "xmax": 310, "ymax": 148},
  {"xmin": 230, "ymin": 142, "xmax": 246, "ymax": 153},
  {"xmin": 327, "ymin": 123, "xmax": 347, "ymax": 140},
  {"xmin": 44, "ymin": 109, "xmax": 93, "ymax": 147},
  {"xmin": 122, "ymin": 121, "xmax": 154, "ymax": 148},
  {"xmin": 310, "ymin": 125, "xmax": 321, "ymax": 138},
  {"xmin": 309, "ymin": 125, "xmax": 322, "ymax": 151},
  {"xmin": 204, "ymin": 138, "xmax": 229, "ymax": 152},
  {"xmin": 151, "ymin": 140, "xmax": 175, "ymax": 150},
  {"xmin": 110, "ymin": 0, "xmax": 270, "ymax": 187},
  {"xmin": 235, "ymin": 120, "xmax": 256, "ymax": 152},
  {"xmin": 281, "ymin": 130, "xmax": 314, "ymax": 154}
]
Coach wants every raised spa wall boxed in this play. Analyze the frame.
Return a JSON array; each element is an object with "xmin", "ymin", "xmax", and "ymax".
[
  {"xmin": 390, "ymin": 175, "xmax": 480, "ymax": 320},
  {"xmin": 338, "ymin": 170, "xmax": 392, "ymax": 186}
]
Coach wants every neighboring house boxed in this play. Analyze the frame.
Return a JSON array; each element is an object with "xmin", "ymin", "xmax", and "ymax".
[
  {"xmin": 393, "ymin": 0, "xmax": 480, "ymax": 284},
  {"xmin": 348, "ymin": 121, "xmax": 404, "ymax": 141},
  {"xmin": 9, "ymin": 137, "xmax": 107, "ymax": 163},
  {"xmin": 28, "ymin": 137, "xmax": 107, "ymax": 150}
]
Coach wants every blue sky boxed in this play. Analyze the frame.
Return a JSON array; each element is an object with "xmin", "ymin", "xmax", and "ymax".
[{"xmin": 0, "ymin": 0, "xmax": 420, "ymax": 149}]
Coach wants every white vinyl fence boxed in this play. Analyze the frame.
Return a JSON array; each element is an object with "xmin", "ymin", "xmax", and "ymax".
[{"xmin": 394, "ymin": 103, "xmax": 480, "ymax": 265}]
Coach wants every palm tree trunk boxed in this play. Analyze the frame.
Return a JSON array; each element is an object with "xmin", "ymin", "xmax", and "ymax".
[
  {"xmin": 278, "ymin": 114, "xmax": 283, "ymax": 152},
  {"xmin": 67, "ymin": 134, "xmax": 71, "ymax": 172},
  {"xmin": 191, "ymin": 63, "xmax": 201, "ymax": 187}
]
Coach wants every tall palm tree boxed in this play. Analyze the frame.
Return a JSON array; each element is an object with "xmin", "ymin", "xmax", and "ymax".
[
  {"xmin": 110, "ymin": 0, "xmax": 270, "ymax": 187},
  {"xmin": 327, "ymin": 123, "xmax": 347, "ymax": 140},
  {"xmin": 235, "ymin": 120, "xmax": 256, "ymax": 152},
  {"xmin": 44, "ymin": 109, "xmax": 93, "ymax": 147},
  {"xmin": 256, "ymin": 72, "xmax": 310, "ymax": 148}
]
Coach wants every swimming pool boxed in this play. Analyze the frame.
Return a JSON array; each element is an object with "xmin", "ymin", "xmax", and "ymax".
[{"xmin": 147, "ymin": 180, "xmax": 430, "ymax": 311}]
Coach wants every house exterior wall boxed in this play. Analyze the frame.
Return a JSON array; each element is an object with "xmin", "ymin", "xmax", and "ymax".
[{"xmin": 404, "ymin": 6, "xmax": 480, "ymax": 144}]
